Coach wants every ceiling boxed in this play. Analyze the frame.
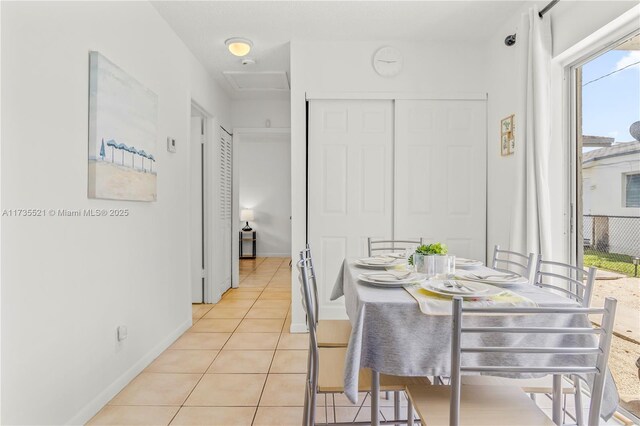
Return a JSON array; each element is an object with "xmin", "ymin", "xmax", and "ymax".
[{"xmin": 152, "ymin": 1, "xmax": 530, "ymax": 100}]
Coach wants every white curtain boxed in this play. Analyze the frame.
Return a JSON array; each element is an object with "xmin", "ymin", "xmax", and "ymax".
[{"xmin": 509, "ymin": 6, "xmax": 553, "ymax": 258}]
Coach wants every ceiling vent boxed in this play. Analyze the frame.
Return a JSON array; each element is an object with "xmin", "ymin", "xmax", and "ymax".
[{"xmin": 222, "ymin": 71, "xmax": 290, "ymax": 91}]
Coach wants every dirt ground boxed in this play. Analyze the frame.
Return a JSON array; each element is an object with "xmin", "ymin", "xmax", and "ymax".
[{"xmin": 591, "ymin": 277, "xmax": 640, "ymax": 417}]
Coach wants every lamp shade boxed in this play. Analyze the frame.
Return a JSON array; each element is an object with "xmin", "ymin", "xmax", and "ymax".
[{"xmin": 240, "ymin": 209, "xmax": 255, "ymax": 222}]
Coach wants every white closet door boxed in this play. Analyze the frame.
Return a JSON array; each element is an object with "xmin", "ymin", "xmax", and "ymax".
[
  {"xmin": 308, "ymin": 100, "xmax": 393, "ymax": 318},
  {"xmin": 394, "ymin": 99, "xmax": 487, "ymax": 261},
  {"xmin": 217, "ymin": 128, "xmax": 232, "ymax": 295}
]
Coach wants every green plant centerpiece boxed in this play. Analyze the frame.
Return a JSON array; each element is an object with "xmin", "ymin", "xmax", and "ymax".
[{"xmin": 409, "ymin": 242, "xmax": 448, "ymax": 266}]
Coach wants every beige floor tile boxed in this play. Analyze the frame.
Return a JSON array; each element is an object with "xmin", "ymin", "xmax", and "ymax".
[
  {"xmin": 269, "ymin": 350, "xmax": 308, "ymax": 373},
  {"xmin": 259, "ymin": 374, "xmax": 306, "ymax": 406},
  {"xmin": 245, "ymin": 307, "xmax": 288, "ymax": 319},
  {"xmin": 258, "ymin": 292, "xmax": 292, "ymax": 300},
  {"xmin": 207, "ymin": 350, "xmax": 274, "ymax": 374},
  {"xmin": 170, "ymin": 406, "xmax": 255, "ymax": 425},
  {"xmin": 238, "ymin": 282, "xmax": 267, "ymax": 289},
  {"xmin": 192, "ymin": 304, "xmax": 213, "ymax": 319},
  {"xmin": 170, "ymin": 332, "xmax": 231, "ymax": 350},
  {"xmin": 262, "ymin": 287, "xmax": 292, "ymax": 294},
  {"xmin": 145, "ymin": 350, "xmax": 218, "ymax": 374},
  {"xmin": 184, "ymin": 373, "xmax": 266, "ymax": 406},
  {"xmin": 252, "ymin": 299, "xmax": 291, "ymax": 309},
  {"xmin": 277, "ymin": 332, "xmax": 309, "ymax": 350},
  {"xmin": 203, "ymin": 307, "xmax": 249, "ymax": 319},
  {"xmin": 224, "ymin": 332, "xmax": 280, "ymax": 350},
  {"xmin": 109, "ymin": 373, "xmax": 201, "ymax": 406},
  {"xmin": 214, "ymin": 299, "xmax": 255, "ymax": 309},
  {"xmin": 236, "ymin": 318, "xmax": 284, "ymax": 333},
  {"xmin": 227, "ymin": 287, "xmax": 263, "ymax": 293},
  {"xmin": 189, "ymin": 318, "xmax": 241, "ymax": 333},
  {"xmin": 222, "ymin": 292, "xmax": 259, "ymax": 301},
  {"xmin": 253, "ymin": 406, "xmax": 304, "ymax": 426},
  {"xmin": 88, "ymin": 405, "xmax": 179, "ymax": 425}
]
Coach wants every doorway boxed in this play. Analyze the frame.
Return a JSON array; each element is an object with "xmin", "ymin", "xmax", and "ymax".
[
  {"xmin": 190, "ymin": 107, "xmax": 207, "ymax": 303},
  {"xmin": 573, "ymin": 31, "xmax": 640, "ymax": 420}
]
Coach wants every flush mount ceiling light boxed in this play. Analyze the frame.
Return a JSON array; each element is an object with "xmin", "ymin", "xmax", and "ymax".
[{"xmin": 225, "ymin": 37, "xmax": 253, "ymax": 57}]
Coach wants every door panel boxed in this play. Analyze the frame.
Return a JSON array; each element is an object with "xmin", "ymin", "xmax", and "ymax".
[
  {"xmin": 308, "ymin": 100, "xmax": 394, "ymax": 318},
  {"xmin": 394, "ymin": 100, "xmax": 487, "ymax": 261},
  {"xmin": 190, "ymin": 117, "xmax": 204, "ymax": 303}
]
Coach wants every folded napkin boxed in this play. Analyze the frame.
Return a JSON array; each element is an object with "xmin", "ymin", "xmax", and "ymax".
[
  {"xmin": 404, "ymin": 284, "xmax": 537, "ymax": 315},
  {"xmin": 362, "ymin": 271, "xmax": 416, "ymax": 283}
]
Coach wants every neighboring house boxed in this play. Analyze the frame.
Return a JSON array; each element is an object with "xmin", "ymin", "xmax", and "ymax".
[{"xmin": 582, "ymin": 140, "xmax": 640, "ymax": 256}]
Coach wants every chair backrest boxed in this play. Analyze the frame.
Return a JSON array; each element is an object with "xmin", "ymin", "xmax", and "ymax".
[
  {"xmin": 449, "ymin": 296, "xmax": 617, "ymax": 426},
  {"xmin": 300, "ymin": 243, "xmax": 319, "ymax": 323},
  {"xmin": 367, "ymin": 237, "xmax": 423, "ymax": 257},
  {"xmin": 534, "ymin": 258, "xmax": 597, "ymax": 307},
  {"xmin": 491, "ymin": 244, "xmax": 536, "ymax": 282}
]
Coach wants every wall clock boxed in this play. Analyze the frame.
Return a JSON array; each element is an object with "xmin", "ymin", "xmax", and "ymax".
[{"xmin": 373, "ymin": 46, "xmax": 403, "ymax": 77}]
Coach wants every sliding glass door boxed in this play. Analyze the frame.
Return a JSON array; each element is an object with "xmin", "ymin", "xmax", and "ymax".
[{"xmin": 573, "ymin": 31, "xmax": 640, "ymax": 421}]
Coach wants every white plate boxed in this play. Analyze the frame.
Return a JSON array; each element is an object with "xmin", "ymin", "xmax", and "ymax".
[
  {"xmin": 355, "ymin": 258, "xmax": 407, "ymax": 269},
  {"xmin": 455, "ymin": 272, "xmax": 529, "ymax": 287},
  {"xmin": 422, "ymin": 280, "xmax": 503, "ymax": 298},
  {"xmin": 358, "ymin": 273, "xmax": 426, "ymax": 288},
  {"xmin": 455, "ymin": 258, "xmax": 484, "ymax": 269}
]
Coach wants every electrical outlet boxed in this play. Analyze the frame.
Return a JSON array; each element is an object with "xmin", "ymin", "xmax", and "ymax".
[
  {"xmin": 167, "ymin": 137, "xmax": 176, "ymax": 153},
  {"xmin": 117, "ymin": 325, "xmax": 128, "ymax": 342}
]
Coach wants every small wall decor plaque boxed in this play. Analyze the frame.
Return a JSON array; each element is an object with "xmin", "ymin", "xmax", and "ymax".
[{"xmin": 500, "ymin": 114, "xmax": 515, "ymax": 156}]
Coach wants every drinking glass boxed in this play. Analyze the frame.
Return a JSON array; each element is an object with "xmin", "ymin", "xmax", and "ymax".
[{"xmin": 434, "ymin": 255, "xmax": 456, "ymax": 280}]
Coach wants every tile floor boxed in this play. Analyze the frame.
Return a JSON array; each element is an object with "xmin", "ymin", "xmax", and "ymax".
[
  {"xmin": 88, "ymin": 257, "xmax": 402, "ymax": 426},
  {"xmin": 88, "ymin": 256, "xmax": 631, "ymax": 425}
]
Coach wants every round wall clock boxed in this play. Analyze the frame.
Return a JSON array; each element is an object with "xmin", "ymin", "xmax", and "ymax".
[{"xmin": 372, "ymin": 46, "xmax": 403, "ymax": 77}]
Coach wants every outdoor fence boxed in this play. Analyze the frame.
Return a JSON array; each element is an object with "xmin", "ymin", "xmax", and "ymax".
[{"xmin": 583, "ymin": 215, "xmax": 640, "ymax": 276}]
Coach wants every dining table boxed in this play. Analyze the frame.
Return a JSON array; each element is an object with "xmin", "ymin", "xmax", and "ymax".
[{"xmin": 330, "ymin": 258, "xmax": 619, "ymax": 426}]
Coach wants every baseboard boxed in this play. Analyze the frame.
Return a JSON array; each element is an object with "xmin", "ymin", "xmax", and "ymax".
[
  {"xmin": 67, "ymin": 318, "xmax": 192, "ymax": 425},
  {"xmin": 289, "ymin": 322, "xmax": 309, "ymax": 334}
]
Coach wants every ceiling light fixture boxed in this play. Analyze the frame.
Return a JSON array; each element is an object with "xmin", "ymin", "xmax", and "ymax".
[{"xmin": 225, "ymin": 37, "xmax": 253, "ymax": 57}]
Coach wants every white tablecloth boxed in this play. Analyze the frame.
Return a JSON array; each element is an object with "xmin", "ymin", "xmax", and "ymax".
[{"xmin": 330, "ymin": 259, "xmax": 619, "ymax": 420}]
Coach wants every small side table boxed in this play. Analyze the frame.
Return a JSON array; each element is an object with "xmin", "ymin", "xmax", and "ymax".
[{"xmin": 239, "ymin": 231, "xmax": 257, "ymax": 259}]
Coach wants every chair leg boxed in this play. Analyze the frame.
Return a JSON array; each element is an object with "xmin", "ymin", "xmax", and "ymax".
[
  {"xmin": 385, "ymin": 391, "xmax": 390, "ymax": 400},
  {"xmin": 407, "ymin": 397, "xmax": 414, "ymax": 426},
  {"xmin": 303, "ymin": 382, "xmax": 311, "ymax": 426},
  {"xmin": 573, "ymin": 376, "xmax": 584, "ymax": 426},
  {"xmin": 394, "ymin": 391, "xmax": 400, "ymax": 426}
]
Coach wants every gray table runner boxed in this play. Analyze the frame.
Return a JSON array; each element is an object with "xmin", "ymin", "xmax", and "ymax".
[{"xmin": 330, "ymin": 259, "xmax": 619, "ymax": 420}]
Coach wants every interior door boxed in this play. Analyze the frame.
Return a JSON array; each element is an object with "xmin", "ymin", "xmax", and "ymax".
[
  {"xmin": 190, "ymin": 116, "xmax": 204, "ymax": 303},
  {"xmin": 394, "ymin": 99, "xmax": 487, "ymax": 261},
  {"xmin": 308, "ymin": 99, "xmax": 393, "ymax": 318},
  {"xmin": 218, "ymin": 127, "xmax": 233, "ymax": 294}
]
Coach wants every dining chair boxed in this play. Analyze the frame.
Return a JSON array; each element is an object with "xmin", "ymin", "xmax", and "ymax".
[
  {"xmin": 533, "ymin": 258, "xmax": 597, "ymax": 308},
  {"xmin": 298, "ymin": 251, "xmax": 430, "ymax": 425},
  {"xmin": 406, "ymin": 296, "xmax": 617, "ymax": 426},
  {"xmin": 463, "ymin": 259, "xmax": 599, "ymax": 425},
  {"xmin": 300, "ymin": 243, "xmax": 352, "ymax": 348},
  {"xmin": 367, "ymin": 237, "xmax": 423, "ymax": 257},
  {"xmin": 491, "ymin": 244, "xmax": 537, "ymax": 282}
]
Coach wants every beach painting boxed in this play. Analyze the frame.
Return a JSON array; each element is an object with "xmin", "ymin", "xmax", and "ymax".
[{"xmin": 88, "ymin": 51, "xmax": 158, "ymax": 201}]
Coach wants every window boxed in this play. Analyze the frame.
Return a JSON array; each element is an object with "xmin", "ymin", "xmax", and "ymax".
[{"xmin": 625, "ymin": 173, "xmax": 640, "ymax": 207}]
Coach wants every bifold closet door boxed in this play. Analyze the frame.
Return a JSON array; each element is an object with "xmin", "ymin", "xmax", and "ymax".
[
  {"xmin": 394, "ymin": 99, "xmax": 487, "ymax": 261},
  {"xmin": 308, "ymin": 99, "xmax": 393, "ymax": 318}
]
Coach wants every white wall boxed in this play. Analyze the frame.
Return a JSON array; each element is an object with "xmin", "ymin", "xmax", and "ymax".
[
  {"xmin": 1, "ymin": 2, "xmax": 230, "ymax": 424},
  {"xmin": 232, "ymin": 99, "xmax": 291, "ymax": 129},
  {"xmin": 583, "ymin": 154, "xmax": 640, "ymax": 217},
  {"xmin": 232, "ymin": 99, "xmax": 292, "ymax": 258},
  {"xmin": 289, "ymin": 40, "xmax": 489, "ymax": 331}
]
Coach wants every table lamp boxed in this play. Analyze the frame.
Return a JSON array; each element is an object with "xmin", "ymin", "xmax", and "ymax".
[{"xmin": 240, "ymin": 209, "xmax": 254, "ymax": 231}]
